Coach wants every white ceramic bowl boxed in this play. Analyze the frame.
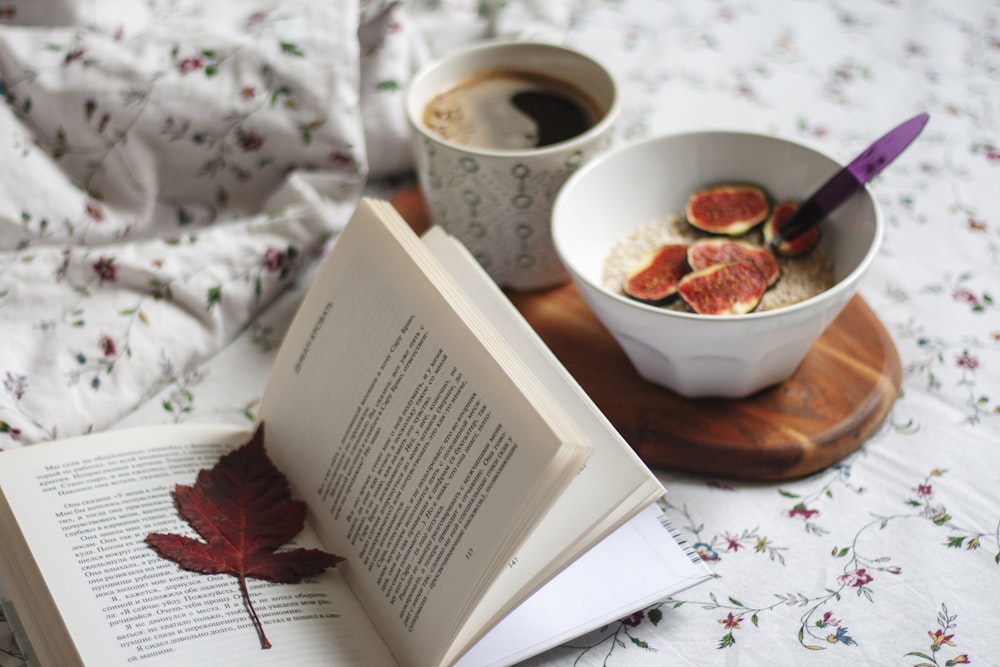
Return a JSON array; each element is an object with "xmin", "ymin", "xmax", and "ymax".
[{"xmin": 551, "ymin": 131, "xmax": 883, "ymax": 398}]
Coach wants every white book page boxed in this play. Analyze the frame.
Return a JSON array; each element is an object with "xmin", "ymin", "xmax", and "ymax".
[
  {"xmin": 455, "ymin": 504, "xmax": 713, "ymax": 667},
  {"xmin": 259, "ymin": 199, "xmax": 591, "ymax": 667},
  {"xmin": 0, "ymin": 424, "xmax": 398, "ymax": 667},
  {"xmin": 420, "ymin": 228, "xmax": 666, "ymax": 655}
]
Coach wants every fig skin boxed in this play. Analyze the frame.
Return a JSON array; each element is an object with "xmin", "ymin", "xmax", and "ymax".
[
  {"xmin": 685, "ymin": 184, "xmax": 770, "ymax": 236},
  {"xmin": 686, "ymin": 238, "xmax": 780, "ymax": 287},
  {"xmin": 677, "ymin": 261, "xmax": 767, "ymax": 315},
  {"xmin": 763, "ymin": 200, "xmax": 821, "ymax": 256},
  {"xmin": 623, "ymin": 244, "xmax": 690, "ymax": 305}
]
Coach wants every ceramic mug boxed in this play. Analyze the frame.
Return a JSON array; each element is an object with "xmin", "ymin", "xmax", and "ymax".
[{"xmin": 406, "ymin": 40, "xmax": 619, "ymax": 291}]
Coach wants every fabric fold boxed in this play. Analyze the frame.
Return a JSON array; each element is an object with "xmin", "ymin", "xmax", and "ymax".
[{"xmin": 0, "ymin": 0, "xmax": 577, "ymax": 446}]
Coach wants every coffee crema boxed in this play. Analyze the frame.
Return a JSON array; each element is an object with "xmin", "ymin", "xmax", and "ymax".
[{"xmin": 422, "ymin": 68, "xmax": 603, "ymax": 150}]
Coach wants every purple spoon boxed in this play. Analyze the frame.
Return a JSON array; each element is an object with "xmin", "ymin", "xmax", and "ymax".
[{"xmin": 768, "ymin": 112, "xmax": 930, "ymax": 250}]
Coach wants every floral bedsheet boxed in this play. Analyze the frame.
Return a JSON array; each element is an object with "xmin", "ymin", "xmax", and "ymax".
[{"xmin": 1, "ymin": 1, "xmax": 998, "ymax": 666}]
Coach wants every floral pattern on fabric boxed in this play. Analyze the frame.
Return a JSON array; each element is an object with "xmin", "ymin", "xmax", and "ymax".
[{"xmin": 0, "ymin": 1, "xmax": 368, "ymax": 445}]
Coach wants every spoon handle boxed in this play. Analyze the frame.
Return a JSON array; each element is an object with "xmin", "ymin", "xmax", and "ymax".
[{"xmin": 770, "ymin": 112, "xmax": 929, "ymax": 249}]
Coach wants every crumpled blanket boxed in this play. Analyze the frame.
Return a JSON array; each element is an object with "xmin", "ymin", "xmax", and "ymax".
[{"xmin": 0, "ymin": 0, "xmax": 571, "ymax": 445}]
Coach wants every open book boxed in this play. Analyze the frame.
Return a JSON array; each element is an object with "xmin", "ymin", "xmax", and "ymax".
[{"xmin": 0, "ymin": 198, "xmax": 711, "ymax": 667}]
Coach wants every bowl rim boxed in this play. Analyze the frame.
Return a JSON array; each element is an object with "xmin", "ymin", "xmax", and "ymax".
[{"xmin": 552, "ymin": 129, "xmax": 885, "ymax": 321}]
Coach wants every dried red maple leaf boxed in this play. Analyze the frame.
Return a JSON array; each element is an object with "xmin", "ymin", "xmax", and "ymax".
[{"xmin": 146, "ymin": 422, "xmax": 343, "ymax": 649}]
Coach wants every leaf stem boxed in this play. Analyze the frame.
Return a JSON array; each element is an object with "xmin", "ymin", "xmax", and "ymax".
[{"xmin": 239, "ymin": 573, "xmax": 271, "ymax": 649}]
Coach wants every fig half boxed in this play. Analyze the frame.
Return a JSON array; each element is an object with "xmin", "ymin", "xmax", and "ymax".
[
  {"xmin": 686, "ymin": 238, "xmax": 780, "ymax": 287},
  {"xmin": 623, "ymin": 244, "xmax": 689, "ymax": 305},
  {"xmin": 677, "ymin": 261, "xmax": 767, "ymax": 315},
  {"xmin": 763, "ymin": 200, "xmax": 820, "ymax": 256},
  {"xmin": 685, "ymin": 184, "xmax": 770, "ymax": 235}
]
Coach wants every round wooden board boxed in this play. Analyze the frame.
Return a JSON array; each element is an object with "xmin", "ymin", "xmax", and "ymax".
[{"xmin": 391, "ymin": 188, "xmax": 902, "ymax": 481}]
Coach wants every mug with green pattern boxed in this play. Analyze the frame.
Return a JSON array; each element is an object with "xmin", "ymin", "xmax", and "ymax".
[{"xmin": 406, "ymin": 40, "xmax": 619, "ymax": 291}]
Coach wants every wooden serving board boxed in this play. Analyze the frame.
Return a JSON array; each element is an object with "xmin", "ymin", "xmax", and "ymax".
[{"xmin": 391, "ymin": 188, "xmax": 902, "ymax": 481}]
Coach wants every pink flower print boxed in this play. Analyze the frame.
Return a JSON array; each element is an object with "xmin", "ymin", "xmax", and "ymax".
[
  {"xmin": 966, "ymin": 217, "xmax": 987, "ymax": 232},
  {"xmin": 263, "ymin": 247, "xmax": 286, "ymax": 272},
  {"xmin": 328, "ymin": 149, "xmax": 355, "ymax": 167},
  {"xmin": 724, "ymin": 532, "xmax": 742, "ymax": 551},
  {"xmin": 0, "ymin": 421, "xmax": 21, "ymax": 442},
  {"xmin": 916, "ymin": 483, "xmax": 934, "ymax": 499},
  {"xmin": 736, "ymin": 83, "xmax": 756, "ymax": 100},
  {"xmin": 93, "ymin": 257, "xmax": 117, "ymax": 283},
  {"xmin": 787, "ymin": 504, "xmax": 820, "ymax": 520},
  {"xmin": 236, "ymin": 129, "xmax": 265, "ymax": 152},
  {"xmin": 955, "ymin": 352, "xmax": 979, "ymax": 370},
  {"xmin": 928, "ymin": 628, "xmax": 956, "ymax": 649},
  {"xmin": 85, "ymin": 200, "xmax": 105, "ymax": 222},
  {"xmin": 716, "ymin": 7, "xmax": 735, "ymax": 21},
  {"xmin": 179, "ymin": 57, "xmax": 204, "ymax": 74},
  {"xmin": 816, "ymin": 611, "xmax": 840, "ymax": 628},
  {"xmin": 620, "ymin": 611, "xmax": 644, "ymax": 627},
  {"xmin": 952, "ymin": 287, "xmax": 977, "ymax": 305},
  {"xmin": 949, "ymin": 654, "xmax": 970, "ymax": 664},
  {"xmin": 983, "ymin": 144, "xmax": 1000, "ymax": 163},
  {"xmin": 838, "ymin": 568, "xmax": 873, "ymax": 588},
  {"xmin": 99, "ymin": 335, "xmax": 116, "ymax": 357},
  {"xmin": 63, "ymin": 49, "xmax": 85, "ymax": 67},
  {"xmin": 4, "ymin": 373, "xmax": 27, "ymax": 401},
  {"xmin": 718, "ymin": 612, "xmax": 741, "ymax": 630},
  {"xmin": 245, "ymin": 10, "xmax": 270, "ymax": 28},
  {"xmin": 240, "ymin": 86, "xmax": 257, "ymax": 100}
]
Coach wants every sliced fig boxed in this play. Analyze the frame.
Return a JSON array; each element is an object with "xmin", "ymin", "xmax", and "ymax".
[
  {"xmin": 685, "ymin": 184, "xmax": 770, "ymax": 235},
  {"xmin": 677, "ymin": 261, "xmax": 767, "ymax": 315},
  {"xmin": 686, "ymin": 238, "xmax": 780, "ymax": 287},
  {"xmin": 763, "ymin": 200, "xmax": 821, "ymax": 256},
  {"xmin": 622, "ymin": 244, "xmax": 690, "ymax": 305}
]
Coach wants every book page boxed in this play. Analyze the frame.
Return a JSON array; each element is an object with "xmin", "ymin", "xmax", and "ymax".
[
  {"xmin": 0, "ymin": 424, "xmax": 398, "ymax": 667},
  {"xmin": 419, "ymin": 228, "xmax": 667, "ymax": 653},
  {"xmin": 259, "ymin": 200, "xmax": 592, "ymax": 666},
  {"xmin": 455, "ymin": 504, "xmax": 713, "ymax": 667}
]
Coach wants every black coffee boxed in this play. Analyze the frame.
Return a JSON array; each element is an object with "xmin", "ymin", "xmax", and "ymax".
[
  {"xmin": 510, "ymin": 90, "xmax": 593, "ymax": 146},
  {"xmin": 423, "ymin": 69, "xmax": 603, "ymax": 150}
]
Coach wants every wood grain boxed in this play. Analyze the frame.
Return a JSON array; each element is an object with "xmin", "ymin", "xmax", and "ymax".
[{"xmin": 390, "ymin": 188, "xmax": 902, "ymax": 481}]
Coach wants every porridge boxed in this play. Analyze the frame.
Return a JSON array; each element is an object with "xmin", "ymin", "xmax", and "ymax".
[{"xmin": 602, "ymin": 214, "xmax": 835, "ymax": 313}]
